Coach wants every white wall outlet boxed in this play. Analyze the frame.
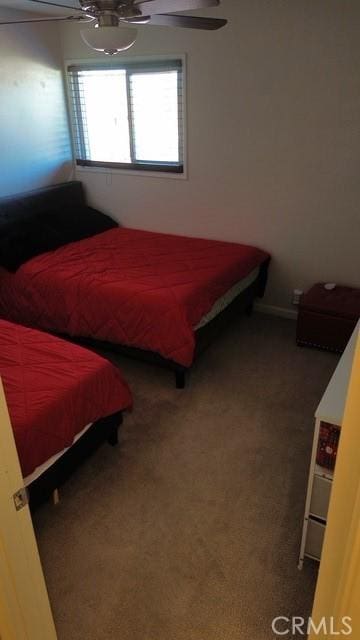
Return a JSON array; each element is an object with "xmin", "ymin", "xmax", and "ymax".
[{"xmin": 292, "ymin": 289, "xmax": 303, "ymax": 305}]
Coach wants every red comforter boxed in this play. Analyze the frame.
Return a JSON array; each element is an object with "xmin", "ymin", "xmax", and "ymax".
[
  {"xmin": 0, "ymin": 320, "xmax": 132, "ymax": 477},
  {"xmin": 0, "ymin": 228, "xmax": 270, "ymax": 367}
]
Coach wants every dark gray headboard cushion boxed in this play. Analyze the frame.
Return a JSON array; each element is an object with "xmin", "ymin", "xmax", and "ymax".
[
  {"xmin": 0, "ymin": 181, "xmax": 86, "ymax": 228},
  {"xmin": 0, "ymin": 181, "xmax": 118, "ymax": 272}
]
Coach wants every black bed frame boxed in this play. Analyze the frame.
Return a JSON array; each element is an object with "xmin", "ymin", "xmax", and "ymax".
[{"xmin": 27, "ymin": 411, "xmax": 123, "ymax": 511}]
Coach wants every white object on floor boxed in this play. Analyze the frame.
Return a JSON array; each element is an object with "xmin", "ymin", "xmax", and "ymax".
[{"xmin": 324, "ymin": 283, "xmax": 336, "ymax": 290}]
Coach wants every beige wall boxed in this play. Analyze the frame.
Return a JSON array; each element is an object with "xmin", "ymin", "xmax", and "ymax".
[
  {"xmin": 61, "ymin": 0, "xmax": 360, "ymax": 311},
  {"xmin": 0, "ymin": 8, "xmax": 72, "ymax": 197}
]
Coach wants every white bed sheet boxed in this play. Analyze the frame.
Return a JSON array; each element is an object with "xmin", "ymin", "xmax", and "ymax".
[
  {"xmin": 194, "ymin": 266, "xmax": 260, "ymax": 330},
  {"xmin": 23, "ymin": 422, "xmax": 93, "ymax": 486}
]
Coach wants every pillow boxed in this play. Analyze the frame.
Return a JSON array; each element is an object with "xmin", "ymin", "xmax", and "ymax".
[
  {"xmin": 0, "ymin": 206, "xmax": 118, "ymax": 272},
  {"xmin": 49, "ymin": 206, "xmax": 118, "ymax": 242}
]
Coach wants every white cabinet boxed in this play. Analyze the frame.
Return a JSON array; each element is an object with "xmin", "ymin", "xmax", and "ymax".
[{"xmin": 298, "ymin": 321, "xmax": 359, "ymax": 569}]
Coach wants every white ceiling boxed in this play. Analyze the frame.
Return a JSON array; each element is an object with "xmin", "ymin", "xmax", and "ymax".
[{"xmin": 0, "ymin": 0, "xmax": 79, "ymax": 15}]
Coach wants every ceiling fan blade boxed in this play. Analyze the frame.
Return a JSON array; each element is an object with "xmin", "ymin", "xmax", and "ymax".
[
  {"xmin": 142, "ymin": 13, "xmax": 227, "ymax": 29},
  {"xmin": 26, "ymin": 0, "xmax": 82, "ymax": 10},
  {"xmin": 0, "ymin": 15, "xmax": 85, "ymax": 25},
  {"xmin": 135, "ymin": 0, "xmax": 219, "ymax": 17}
]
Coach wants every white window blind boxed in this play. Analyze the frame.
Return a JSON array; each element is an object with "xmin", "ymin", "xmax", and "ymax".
[{"xmin": 68, "ymin": 60, "xmax": 184, "ymax": 173}]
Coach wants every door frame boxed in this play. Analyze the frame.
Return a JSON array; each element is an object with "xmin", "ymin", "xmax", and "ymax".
[{"xmin": 0, "ymin": 378, "xmax": 57, "ymax": 640}]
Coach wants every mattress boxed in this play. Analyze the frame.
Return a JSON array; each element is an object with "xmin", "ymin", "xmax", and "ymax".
[
  {"xmin": 24, "ymin": 422, "xmax": 92, "ymax": 486},
  {"xmin": 0, "ymin": 227, "xmax": 270, "ymax": 367},
  {"xmin": 0, "ymin": 319, "xmax": 132, "ymax": 477},
  {"xmin": 195, "ymin": 267, "xmax": 260, "ymax": 329}
]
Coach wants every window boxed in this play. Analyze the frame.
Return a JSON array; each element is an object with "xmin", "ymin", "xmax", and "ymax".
[{"xmin": 67, "ymin": 60, "xmax": 184, "ymax": 174}]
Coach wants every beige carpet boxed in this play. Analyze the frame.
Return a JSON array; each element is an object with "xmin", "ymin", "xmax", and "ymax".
[{"xmin": 33, "ymin": 313, "xmax": 338, "ymax": 640}]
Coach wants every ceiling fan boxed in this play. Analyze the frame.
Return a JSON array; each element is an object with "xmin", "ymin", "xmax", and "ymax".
[{"xmin": 0, "ymin": 0, "xmax": 227, "ymax": 55}]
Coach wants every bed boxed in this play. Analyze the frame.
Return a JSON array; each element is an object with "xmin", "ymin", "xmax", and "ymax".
[
  {"xmin": 0, "ymin": 181, "xmax": 271, "ymax": 387},
  {"xmin": 0, "ymin": 319, "xmax": 132, "ymax": 508}
]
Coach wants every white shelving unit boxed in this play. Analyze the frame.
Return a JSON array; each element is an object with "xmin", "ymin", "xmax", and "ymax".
[{"xmin": 298, "ymin": 320, "xmax": 359, "ymax": 569}]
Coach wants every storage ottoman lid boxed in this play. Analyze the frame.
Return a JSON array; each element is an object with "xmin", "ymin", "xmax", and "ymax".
[{"xmin": 301, "ymin": 284, "xmax": 360, "ymax": 320}]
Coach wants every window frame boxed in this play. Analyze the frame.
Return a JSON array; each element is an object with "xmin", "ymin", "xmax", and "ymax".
[{"xmin": 65, "ymin": 55, "xmax": 187, "ymax": 179}]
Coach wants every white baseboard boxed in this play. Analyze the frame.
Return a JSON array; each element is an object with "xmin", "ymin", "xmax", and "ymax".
[{"xmin": 254, "ymin": 302, "xmax": 298, "ymax": 320}]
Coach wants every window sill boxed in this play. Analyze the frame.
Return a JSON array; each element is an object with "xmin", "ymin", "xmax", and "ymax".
[{"xmin": 75, "ymin": 164, "xmax": 188, "ymax": 181}]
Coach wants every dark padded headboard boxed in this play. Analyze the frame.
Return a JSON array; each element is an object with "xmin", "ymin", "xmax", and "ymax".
[
  {"xmin": 0, "ymin": 181, "xmax": 86, "ymax": 229},
  {"xmin": 0, "ymin": 180, "xmax": 118, "ymax": 272}
]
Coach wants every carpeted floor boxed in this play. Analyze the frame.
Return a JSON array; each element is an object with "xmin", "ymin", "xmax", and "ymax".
[{"xmin": 33, "ymin": 313, "xmax": 338, "ymax": 640}]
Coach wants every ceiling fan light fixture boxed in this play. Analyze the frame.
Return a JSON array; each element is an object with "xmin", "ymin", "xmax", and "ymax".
[{"xmin": 80, "ymin": 25, "xmax": 138, "ymax": 55}]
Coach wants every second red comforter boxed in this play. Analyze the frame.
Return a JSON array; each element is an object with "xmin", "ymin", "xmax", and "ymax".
[{"xmin": 0, "ymin": 320, "xmax": 132, "ymax": 477}]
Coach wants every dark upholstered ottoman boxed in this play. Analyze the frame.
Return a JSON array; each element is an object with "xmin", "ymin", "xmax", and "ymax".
[{"xmin": 297, "ymin": 284, "xmax": 360, "ymax": 353}]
